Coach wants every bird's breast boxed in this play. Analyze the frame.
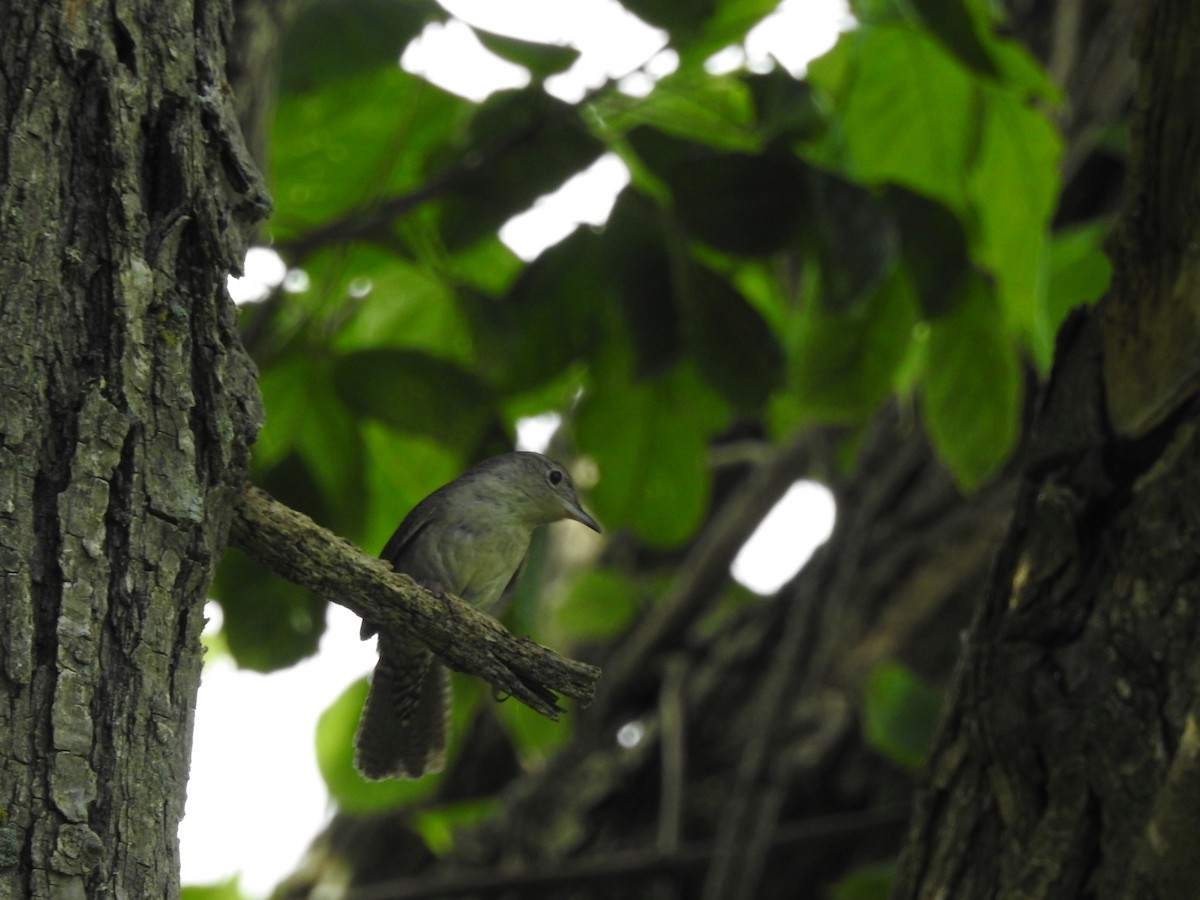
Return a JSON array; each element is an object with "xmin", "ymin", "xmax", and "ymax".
[{"xmin": 416, "ymin": 521, "xmax": 531, "ymax": 611}]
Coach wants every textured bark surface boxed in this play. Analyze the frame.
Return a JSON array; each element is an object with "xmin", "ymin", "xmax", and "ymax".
[
  {"xmin": 0, "ymin": 1, "xmax": 265, "ymax": 897},
  {"xmin": 893, "ymin": 2, "xmax": 1200, "ymax": 898}
]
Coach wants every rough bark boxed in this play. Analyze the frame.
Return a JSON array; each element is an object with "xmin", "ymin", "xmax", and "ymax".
[
  {"xmin": 0, "ymin": 1, "xmax": 266, "ymax": 897},
  {"xmin": 892, "ymin": 2, "xmax": 1200, "ymax": 898}
]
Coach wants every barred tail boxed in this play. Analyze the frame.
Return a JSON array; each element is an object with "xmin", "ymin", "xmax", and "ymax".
[{"xmin": 354, "ymin": 633, "xmax": 449, "ymax": 779}]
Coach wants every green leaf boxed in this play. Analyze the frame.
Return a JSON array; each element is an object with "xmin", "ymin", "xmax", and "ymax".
[
  {"xmin": 832, "ymin": 862, "xmax": 897, "ymax": 900},
  {"xmin": 626, "ymin": 128, "xmax": 808, "ymax": 255},
  {"xmin": 596, "ymin": 70, "xmax": 757, "ymax": 151},
  {"xmin": 600, "ymin": 190, "xmax": 683, "ymax": 377},
  {"xmin": 316, "ymin": 678, "xmax": 438, "ymax": 813},
  {"xmin": 783, "ymin": 270, "xmax": 918, "ymax": 423},
  {"xmin": 438, "ymin": 91, "xmax": 605, "ymax": 250},
  {"xmin": 808, "ymin": 25, "xmax": 979, "ymax": 211},
  {"xmin": 472, "ymin": 28, "xmax": 580, "ymax": 80},
  {"xmin": 551, "ymin": 568, "xmax": 641, "ymax": 641},
  {"xmin": 904, "ymin": 0, "xmax": 998, "ymax": 78},
  {"xmin": 496, "ymin": 697, "xmax": 573, "ymax": 764},
  {"xmin": 576, "ymin": 369, "xmax": 714, "ymax": 547},
  {"xmin": 270, "ymin": 67, "xmax": 472, "ymax": 238},
  {"xmin": 473, "ymin": 227, "xmax": 611, "ymax": 394},
  {"xmin": 920, "ymin": 273, "xmax": 1021, "ymax": 491},
  {"xmin": 296, "ymin": 246, "xmax": 476, "ymax": 365},
  {"xmin": 255, "ymin": 356, "xmax": 369, "ymax": 536},
  {"xmin": 332, "ymin": 348, "xmax": 500, "ymax": 452},
  {"xmin": 182, "ymin": 876, "xmax": 252, "ymax": 900},
  {"xmin": 412, "ymin": 798, "xmax": 501, "ymax": 855},
  {"xmin": 744, "ymin": 68, "xmax": 827, "ymax": 142},
  {"xmin": 682, "ymin": 262, "xmax": 785, "ymax": 413},
  {"xmin": 1036, "ymin": 221, "xmax": 1112, "ymax": 369},
  {"xmin": 214, "ymin": 543, "xmax": 326, "ymax": 672},
  {"xmin": 881, "ymin": 185, "xmax": 972, "ymax": 318},
  {"xmin": 280, "ymin": 0, "xmax": 444, "ymax": 95},
  {"xmin": 863, "ymin": 663, "xmax": 944, "ymax": 771},
  {"xmin": 618, "ymin": 0, "xmax": 716, "ymax": 39},
  {"xmin": 804, "ymin": 166, "xmax": 897, "ymax": 312},
  {"xmin": 967, "ymin": 86, "xmax": 1061, "ymax": 342}
]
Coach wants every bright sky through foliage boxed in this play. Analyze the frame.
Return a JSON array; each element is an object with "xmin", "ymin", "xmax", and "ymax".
[{"xmin": 197, "ymin": 3, "xmax": 851, "ymax": 896}]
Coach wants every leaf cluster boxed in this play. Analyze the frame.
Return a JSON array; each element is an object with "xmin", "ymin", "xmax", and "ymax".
[{"xmin": 208, "ymin": 0, "xmax": 1114, "ymax": 857}]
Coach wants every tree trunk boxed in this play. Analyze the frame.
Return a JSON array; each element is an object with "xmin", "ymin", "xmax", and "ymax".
[
  {"xmin": 893, "ymin": 2, "xmax": 1200, "ymax": 898},
  {"xmin": 0, "ymin": 2, "xmax": 265, "ymax": 896}
]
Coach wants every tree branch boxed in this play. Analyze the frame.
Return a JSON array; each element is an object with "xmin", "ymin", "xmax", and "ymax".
[{"xmin": 228, "ymin": 485, "xmax": 601, "ymax": 717}]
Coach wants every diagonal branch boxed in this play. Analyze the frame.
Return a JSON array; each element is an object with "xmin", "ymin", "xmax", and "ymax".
[{"xmin": 228, "ymin": 485, "xmax": 601, "ymax": 717}]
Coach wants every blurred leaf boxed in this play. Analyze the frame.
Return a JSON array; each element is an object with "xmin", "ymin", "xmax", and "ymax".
[
  {"xmin": 439, "ymin": 91, "xmax": 605, "ymax": 250},
  {"xmin": 472, "ymin": 28, "xmax": 580, "ymax": 80},
  {"xmin": 412, "ymin": 798, "xmax": 501, "ymax": 855},
  {"xmin": 596, "ymin": 70, "xmax": 757, "ymax": 151},
  {"xmin": 280, "ymin": 0, "xmax": 443, "ymax": 95},
  {"xmin": 496, "ymin": 696, "xmax": 573, "ymax": 764},
  {"xmin": 333, "ymin": 348, "xmax": 499, "ymax": 451},
  {"xmin": 296, "ymin": 246, "xmax": 476, "ymax": 365},
  {"xmin": 473, "ymin": 227, "xmax": 611, "ymax": 394},
  {"xmin": 182, "ymin": 877, "xmax": 251, "ymax": 900},
  {"xmin": 316, "ymin": 677, "xmax": 438, "ymax": 812},
  {"xmin": 744, "ymin": 68, "xmax": 826, "ymax": 142},
  {"xmin": 214, "ymin": 543, "xmax": 326, "ymax": 672},
  {"xmin": 832, "ymin": 862, "xmax": 896, "ymax": 900},
  {"xmin": 920, "ymin": 273, "xmax": 1021, "ymax": 491},
  {"xmin": 1036, "ymin": 221, "xmax": 1111, "ymax": 369},
  {"xmin": 808, "ymin": 25, "xmax": 978, "ymax": 211},
  {"xmin": 682, "ymin": 262, "xmax": 785, "ymax": 412},
  {"xmin": 254, "ymin": 357, "xmax": 369, "ymax": 536},
  {"xmin": 904, "ymin": 0, "xmax": 998, "ymax": 77},
  {"xmin": 782, "ymin": 270, "xmax": 918, "ymax": 423},
  {"xmin": 552, "ymin": 568, "xmax": 641, "ymax": 641},
  {"xmin": 804, "ymin": 166, "xmax": 897, "ymax": 312},
  {"xmin": 881, "ymin": 184, "xmax": 972, "ymax": 318},
  {"xmin": 577, "ymin": 368, "xmax": 714, "ymax": 547},
  {"xmin": 271, "ymin": 67, "xmax": 471, "ymax": 238},
  {"xmin": 601, "ymin": 190, "xmax": 683, "ymax": 377},
  {"xmin": 619, "ymin": 0, "xmax": 715, "ymax": 39},
  {"xmin": 968, "ymin": 88, "xmax": 1062, "ymax": 340},
  {"xmin": 863, "ymin": 662, "xmax": 943, "ymax": 771},
  {"xmin": 626, "ymin": 127, "xmax": 808, "ymax": 255},
  {"xmin": 360, "ymin": 425, "xmax": 464, "ymax": 555}
]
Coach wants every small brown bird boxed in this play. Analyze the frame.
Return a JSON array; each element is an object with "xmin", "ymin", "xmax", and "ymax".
[{"xmin": 354, "ymin": 451, "xmax": 600, "ymax": 779}]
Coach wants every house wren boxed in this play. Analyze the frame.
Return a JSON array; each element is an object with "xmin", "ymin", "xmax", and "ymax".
[{"xmin": 354, "ymin": 451, "xmax": 600, "ymax": 779}]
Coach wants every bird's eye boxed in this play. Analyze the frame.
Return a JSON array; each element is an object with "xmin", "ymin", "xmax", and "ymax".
[{"xmin": 548, "ymin": 469, "xmax": 564, "ymax": 486}]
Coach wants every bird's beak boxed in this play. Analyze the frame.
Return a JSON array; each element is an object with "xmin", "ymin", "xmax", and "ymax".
[{"xmin": 564, "ymin": 501, "xmax": 601, "ymax": 533}]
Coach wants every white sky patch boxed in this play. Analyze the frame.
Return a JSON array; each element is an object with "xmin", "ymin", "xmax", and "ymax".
[
  {"xmin": 228, "ymin": 247, "xmax": 287, "ymax": 305},
  {"xmin": 745, "ymin": 0, "xmax": 854, "ymax": 75},
  {"xmin": 705, "ymin": 45, "xmax": 747, "ymax": 75},
  {"xmin": 442, "ymin": 0, "xmax": 669, "ymax": 103},
  {"xmin": 732, "ymin": 481, "xmax": 836, "ymax": 595},
  {"xmin": 516, "ymin": 412, "xmax": 563, "ymax": 453},
  {"xmin": 181, "ymin": 604, "xmax": 372, "ymax": 897},
  {"xmin": 402, "ymin": 19, "xmax": 531, "ymax": 101},
  {"xmin": 500, "ymin": 153, "xmax": 630, "ymax": 260}
]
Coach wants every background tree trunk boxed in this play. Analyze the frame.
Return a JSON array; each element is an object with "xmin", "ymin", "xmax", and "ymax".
[
  {"xmin": 893, "ymin": 2, "xmax": 1200, "ymax": 898},
  {"xmin": 0, "ymin": 1, "xmax": 265, "ymax": 896}
]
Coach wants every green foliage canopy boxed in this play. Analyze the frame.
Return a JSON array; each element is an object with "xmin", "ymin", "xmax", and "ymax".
[{"xmin": 215, "ymin": 0, "xmax": 1111, "ymax": 808}]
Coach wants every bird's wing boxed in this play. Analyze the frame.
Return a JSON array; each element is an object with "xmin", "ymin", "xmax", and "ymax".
[{"xmin": 360, "ymin": 495, "xmax": 442, "ymax": 640}]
